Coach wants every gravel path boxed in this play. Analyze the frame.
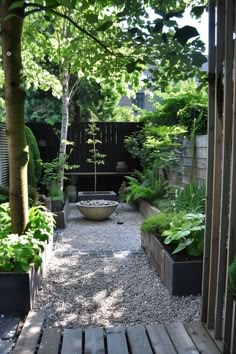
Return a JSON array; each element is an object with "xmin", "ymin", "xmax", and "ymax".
[
  {"xmin": 56, "ymin": 203, "xmax": 142, "ymax": 251},
  {"xmin": 33, "ymin": 203, "xmax": 201, "ymax": 328}
]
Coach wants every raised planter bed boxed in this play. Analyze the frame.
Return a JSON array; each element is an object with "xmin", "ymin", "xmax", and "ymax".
[
  {"xmin": 78, "ymin": 191, "xmax": 117, "ymax": 201},
  {"xmin": 0, "ymin": 235, "xmax": 53, "ymax": 315},
  {"xmin": 46, "ymin": 197, "xmax": 70, "ymax": 229},
  {"xmin": 141, "ymin": 232, "xmax": 203, "ymax": 296},
  {"xmin": 138, "ymin": 199, "xmax": 203, "ymax": 296}
]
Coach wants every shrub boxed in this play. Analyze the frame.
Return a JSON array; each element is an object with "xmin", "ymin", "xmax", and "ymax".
[{"xmin": 141, "ymin": 212, "xmax": 175, "ymax": 234}]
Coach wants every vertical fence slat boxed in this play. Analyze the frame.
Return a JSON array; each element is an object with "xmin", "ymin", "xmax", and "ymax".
[
  {"xmin": 207, "ymin": 0, "xmax": 225, "ymax": 329},
  {"xmin": 201, "ymin": 0, "xmax": 216, "ymax": 323},
  {"xmin": 215, "ymin": 0, "xmax": 235, "ymax": 339},
  {"xmin": 222, "ymin": 7, "xmax": 236, "ymax": 351}
]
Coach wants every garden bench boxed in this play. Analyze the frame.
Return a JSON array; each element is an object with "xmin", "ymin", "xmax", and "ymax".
[{"xmin": 12, "ymin": 311, "xmax": 222, "ymax": 354}]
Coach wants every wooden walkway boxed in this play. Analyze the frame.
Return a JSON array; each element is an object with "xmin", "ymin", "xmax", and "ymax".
[{"xmin": 12, "ymin": 312, "xmax": 222, "ymax": 354}]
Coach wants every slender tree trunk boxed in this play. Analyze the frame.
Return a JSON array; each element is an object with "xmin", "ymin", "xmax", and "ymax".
[
  {"xmin": 0, "ymin": 1, "xmax": 29, "ymax": 234},
  {"xmin": 58, "ymin": 67, "xmax": 70, "ymax": 192}
]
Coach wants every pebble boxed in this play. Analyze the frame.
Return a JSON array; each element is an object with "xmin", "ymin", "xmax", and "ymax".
[{"xmin": 33, "ymin": 203, "xmax": 201, "ymax": 328}]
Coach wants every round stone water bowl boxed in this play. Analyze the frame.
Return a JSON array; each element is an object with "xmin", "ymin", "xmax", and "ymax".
[{"xmin": 76, "ymin": 199, "xmax": 118, "ymax": 221}]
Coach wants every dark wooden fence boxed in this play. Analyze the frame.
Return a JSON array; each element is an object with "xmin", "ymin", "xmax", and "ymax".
[{"xmin": 27, "ymin": 122, "xmax": 142, "ymax": 192}]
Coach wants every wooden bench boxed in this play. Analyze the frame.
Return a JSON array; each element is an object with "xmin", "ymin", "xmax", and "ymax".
[{"xmin": 12, "ymin": 312, "xmax": 222, "ymax": 354}]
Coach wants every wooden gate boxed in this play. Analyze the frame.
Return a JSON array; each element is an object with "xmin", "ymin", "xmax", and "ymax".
[{"xmin": 201, "ymin": 0, "xmax": 236, "ymax": 353}]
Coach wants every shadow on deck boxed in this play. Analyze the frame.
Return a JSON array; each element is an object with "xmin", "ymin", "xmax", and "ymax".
[{"xmin": 12, "ymin": 311, "xmax": 222, "ymax": 354}]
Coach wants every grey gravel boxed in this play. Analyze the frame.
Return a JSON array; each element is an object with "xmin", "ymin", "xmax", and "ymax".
[
  {"xmin": 33, "ymin": 203, "xmax": 201, "ymax": 328},
  {"xmin": 56, "ymin": 203, "xmax": 142, "ymax": 252}
]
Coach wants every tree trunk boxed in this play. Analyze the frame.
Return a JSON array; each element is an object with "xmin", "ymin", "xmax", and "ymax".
[
  {"xmin": 0, "ymin": 1, "xmax": 29, "ymax": 234},
  {"xmin": 58, "ymin": 68, "xmax": 70, "ymax": 192}
]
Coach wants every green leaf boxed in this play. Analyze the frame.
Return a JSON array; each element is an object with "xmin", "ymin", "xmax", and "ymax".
[
  {"xmin": 174, "ymin": 26, "xmax": 199, "ymax": 45},
  {"xmin": 191, "ymin": 6, "xmax": 206, "ymax": 18},
  {"xmin": 166, "ymin": 11, "xmax": 184, "ymax": 20},
  {"xmin": 154, "ymin": 20, "xmax": 163, "ymax": 33},
  {"xmin": 96, "ymin": 21, "xmax": 113, "ymax": 31},
  {"xmin": 9, "ymin": 1, "xmax": 24, "ymax": 10},
  {"xmin": 191, "ymin": 52, "xmax": 207, "ymax": 67},
  {"xmin": 85, "ymin": 14, "xmax": 99, "ymax": 23}
]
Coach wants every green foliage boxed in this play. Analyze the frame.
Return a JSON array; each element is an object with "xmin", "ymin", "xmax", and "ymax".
[
  {"xmin": 0, "ymin": 185, "xmax": 38, "ymax": 207},
  {"xmin": 25, "ymin": 126, "xmax": 42, "ymax": 187},
  {"xmin": 174, "ymin": 179, "xmax": 206, "ymax": 213},
  {"xmin": 86, "ymin": 122, "xmax": 106, "ymax": 191},
  {"xmin": 0, "ymin": 234, "xmax": 43, "ymax": 272},
  {"xmin": 25, "ymin": 90, "xmax": 61, "ymax": 125},
  {"xmin": 162, "ymin": 213, "xmax": 205, "ymax": 256},
  {"xmin": 142, "ymin": 81, "xmax": 208, "ymax": 135},
  {"xmin": 42, "ymin": 155, "xmax": 79, "ymax": 193},
  {"xmin": 141, "ymin": 212, "xmax": 174, "ymax": 234},
  {"xmin": 25, "ymin": 205, "xmax": 55, "ymax": 242},
  {"xmin": 124, "ymin": 169, "xmax": 167, "ymax": 204},
  {"xmin": 75, "ymin": 77, "xmax": 120, "ymax": 122},
  {"xmin": 110, "ymin": 106, "xmax": 141, "ymax": 122},
  {"xmin": 125, "ymin": 124, "xmax": 186, "ymax": 170},
  {"xmin": 0, "ymin": 203, "xmax": 11, "ymax": 239},
  {"xmin": 228, "ymin": 257, "xmax": 236, "ymax": 299},
  {"xmin": 0, "ymin": 203, "xmax": 54, "ymax": 272}
]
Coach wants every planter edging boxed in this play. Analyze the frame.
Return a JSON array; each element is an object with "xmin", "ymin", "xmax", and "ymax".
[
  {"xmin": 138, "ymin": 199, "xmax": 203, "ymax": 296},
  {"xmin": 0, "ymin": 234, "xmax": 53, "ymax": 314}
]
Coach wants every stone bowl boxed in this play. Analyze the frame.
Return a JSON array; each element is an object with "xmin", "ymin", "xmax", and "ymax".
[{"xmin": 76, "ymin": 200, "xmax": 119, "ymax": 221}]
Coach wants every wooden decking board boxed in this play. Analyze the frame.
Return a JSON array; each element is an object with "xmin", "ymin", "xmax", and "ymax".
[
  {"xmin": 84, "ymin": 327, "xmax": 105, "ymax": 354},
  {"xmin": 12, "ymin": 311, "xmax": 45, "ymax": 354},
  {"xmin": 146, "ymin": 324, "xmax": 177, "ymax": 354},
  {"xmin": 61, "ymin": 328, "xmax": 83, "ymax": 354},
  {"xmin": 126, "ymin": 325, "xmax": 153, "ymax": 354},
  {"xmin": 165, "ymin": 323, "xmax": 199, "ymax": 354},
  {"xmin": 185, "ymin": 323, "xmax": 221, "ymax": 354},
  {"xmin": 105, "ymin": 327, "xmax": 129, "ymax": 354},
  {"xmin": 37, "ymin": 328, "xmax": 61, "ymax": 354}
]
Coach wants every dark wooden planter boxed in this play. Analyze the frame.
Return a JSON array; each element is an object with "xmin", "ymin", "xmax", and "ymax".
[
  {"xmin": 0, "ymin": 235, "xmax": 53, "ymax": 315},
  {"xmin": 46, "ymin": 197, "xmax": 70, "ymax": 229},
  {"xmin": 141, "ymin": 232, "xmax": 203, "ymax": 296}
]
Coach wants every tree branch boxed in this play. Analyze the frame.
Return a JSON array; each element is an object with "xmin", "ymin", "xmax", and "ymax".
[{"xmin": 25, "ymin": 5, "xmax": 116, "ymax": 56}]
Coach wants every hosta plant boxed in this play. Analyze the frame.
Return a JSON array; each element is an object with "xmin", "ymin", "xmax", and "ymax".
[
  {"xmin": 0, "ymin": 203, "xmax": 55, "ymax": 272},
  {"xmin": 0, "ymin": 234, "xmax": 43, "ymax": 272},
  {"xmin": 162, "ymin": 213, "xmax": 205, "ymax": 256}
]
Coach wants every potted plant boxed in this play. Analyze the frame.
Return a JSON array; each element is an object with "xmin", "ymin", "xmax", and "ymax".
[
  {"xmin": 77, "ymin": 122, "xmax": 116, "ymax": 201},
  {"xmin": 42, "ymin": 156, "xmax": 75, "ymax": 228},
  {"xmin": 0, "ymin": 203, "xmax": 54, "ymax": 314},
  {"xmin": 141, "ymin": 211, "xmax": 204, "ymax": 296},
  {"xmin": 77, "ymin": 122, "xmax": 118, "ymax": 220}
]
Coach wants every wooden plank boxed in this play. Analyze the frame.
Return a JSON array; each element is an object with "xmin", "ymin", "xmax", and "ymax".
[
  {"xmin": 201, "ymin": 0, "xmax": 216, "ymax": 324},
  {"xmin": 12, "ymin": 311, "xmax": 45, "ymax": 354},
  {"xmin": 215, "ymin": 0, "xmax": 235, "ymax": 339},
  {"xmin": 207, "ymin": 0, "xmax": 225, "ymax": 330},
  {"xmin": 61, "ymin": 328, "xmax": 83, "ymax": 354},
  {"xmin": 165, "ymin": 323, "xmax": 198, "ymax": 354},
  {"xmin": 105, "ymin": 327, "xmax": 129, "ymax": 354},
  {"xmin": 126, "ymin": 325, "xmax": 153, "ymax": 354},
  {"xmin": 146, "ymin": 323, "xmax": 177, "ymax": 354},
  {"xmin": 84, "ymin": 327, "xmax": 105, "ymax": 354},
  {"xmin": 185, "ymin": 322, "xmax": 221, "ymax": 354},
  {"xmin": 38, "ymin": 328, "xmax": 61, "ymax": 354}
]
